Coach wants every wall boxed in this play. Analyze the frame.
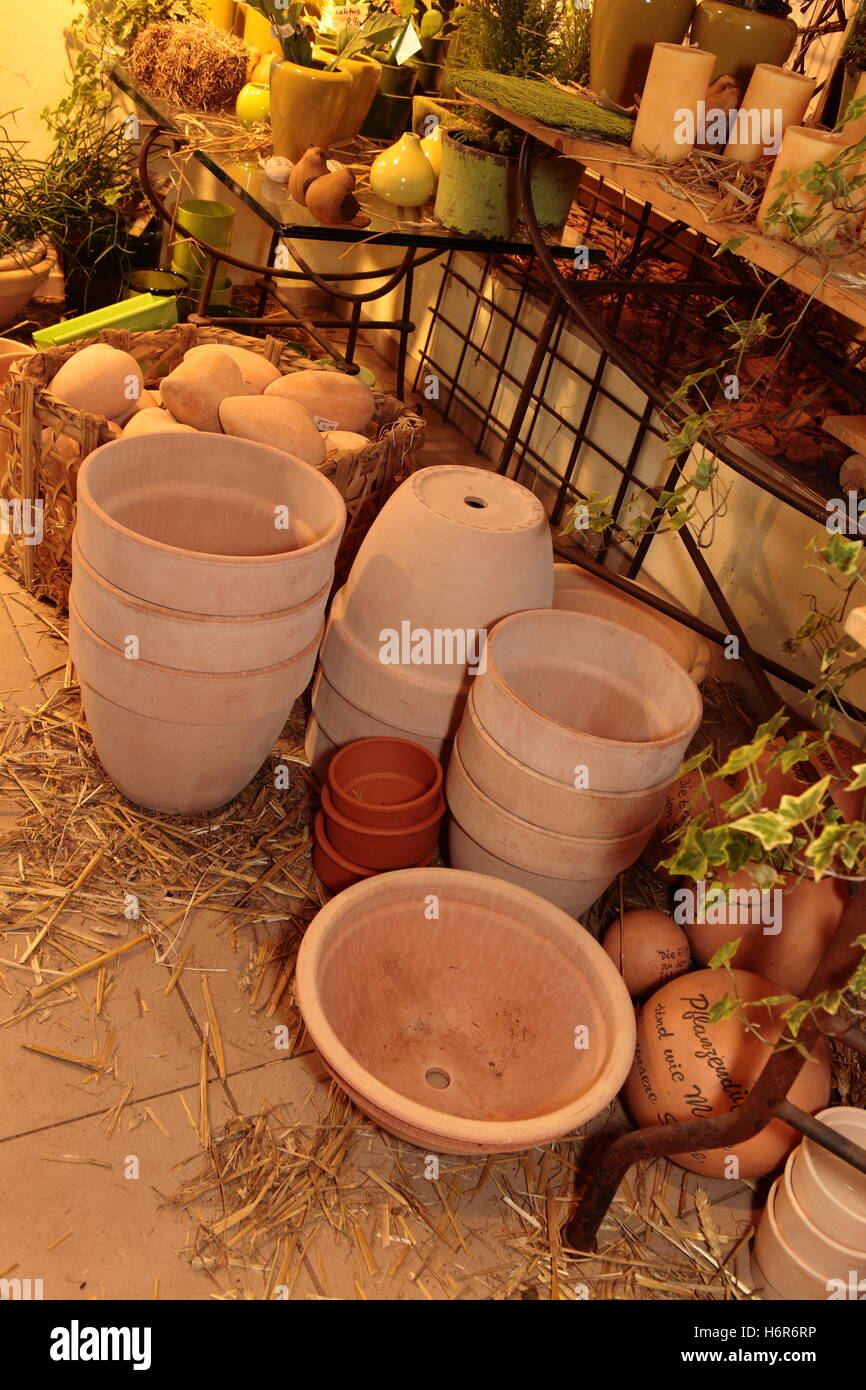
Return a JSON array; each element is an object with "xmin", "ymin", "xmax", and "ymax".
[{"xmin": 0, "ymin": 0, "xmax": 80, "ymax": 158}]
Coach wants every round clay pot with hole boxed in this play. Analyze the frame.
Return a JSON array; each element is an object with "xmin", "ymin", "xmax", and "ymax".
[
  {"xmin": 327, "ymin": 736, "xmax": 443, "ymax": 827},
  {"xmin": 458, "ymin": 684, "xmax": 670, "ymax": 838},
  {"xmin": 322, "ymin": 781, "xmax": 444, "ymax": 870},
  {"xmin": 71, "ymin": 532, "xmax": 330, "ymax": 673},
  {"xmin": 313, "ymin": 810, "xmax": 434, "ymax": 894},
  {"xmin": 294, "ymin": 867, "xmax": 635, "ymax": 1154},
  {"xmin": 473, "ymin": 608, "xmax": 702, "ymax": 792},
  {"xmin": 775, "ymin": 1147, "xmax": 866, "ymax": 1279},
  {"xmin": 791, "ymin": 1106, "xmax": 866, "ymax": 1250},
  {"xmin": 311, "ymin": 668, "xmax": 453, "ymax": 764},
  {"xmin": 447, "ymin": 817, "xmax": 613, "ymax": 919},
  {"xmin": 339, "ymin": 465, "xmax": 553, "ymax": 649},
  {"xmin": 446, "ymin": 740, "xmax": 656, "ymax": 879},
  {"xmin": 753, "ymin": 1179, "xmax": 835, "ymax": 1300},
  {"xmin": 553, "ymin": 562, "xmax": 711, "ymax": 683},
  {"xmin": 76, "ymin": 433, "xmax": 346, "ymax": 616}
]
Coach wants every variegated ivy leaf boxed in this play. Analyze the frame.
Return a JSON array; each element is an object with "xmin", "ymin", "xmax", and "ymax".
[
  {"xmin": 719, "ymin": 782, "xmax": 762, "ymax": 817},
  {"xmin": 659, "ymin": 825, "xmax": 708, "ymax": 880},
  {"xmin": 843, "ymin": 762, "xmax": 866, "ymax": 792},
  {"xmin": 804, "ymin": 823, "xmax": 849, "ymax": 877},
  {"xmin": 782, "ymin": 998, "xmax": 814, "ymax": 1036},
  {"xmin": 767, "ymin": 732, "xmax": 811, "ymax": 774},
  {"xmin": 708, "ymin": 939, "xmax": 741, "ymax": 969},
  {"xmin": 819, "ymin": 533, "xmax": 862, "ymax": 575},
  {"xmin": 676, "ymin": 744, "xmax": 714, "ymax": 777},
  {"xmin": 839, "ymin": 828, "xmax": 866, "ymax": 870},
  {"xmin": 701, "ymin": 825, "xmax": 735, "ymax": 866},
  {"xmin": 775, "ymin": 777, "xmax": 832, "ymax": 827},
  {"xmin": 727, "ymin": 812, "xmax": 793, "ymax": 850},
  {"xmin": 707, "ymin": 993, "xmax": 740, "ymax": 1023}
]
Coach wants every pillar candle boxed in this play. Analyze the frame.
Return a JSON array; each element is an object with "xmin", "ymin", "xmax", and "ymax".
[
  {"xmin": 756, "ymin": 125, "xmax": 848, "ymax": 248},
  {"xmin": 722, "ymin": 65, "xmax": 814, "ymax": 164},
  {"xmin": 841, "ymin": 70, "xmax": 866, "ymax": 150},
  {"xmin": 631, "ymin": 43, "xmax": 716, "ymax": 165}
]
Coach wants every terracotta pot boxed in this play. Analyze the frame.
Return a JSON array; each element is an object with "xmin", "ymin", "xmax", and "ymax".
[
  {"xmin": 447, "ymin": 741, "xmax": 655, "ymax": 878},
  {"xmin": 71, "ymin": 532, "xmax": 330, "ymax": 673},
  {"xmin": 553, "ymin": 563, "xmax": 711, "ymax": 683},
  {"xmin": 682, "ymin": 869, "xmax": 849, "ymax": 995},
  {"xmin": 0, "ymin": 242, "xmax": 52, "ymax": 330},
  {"xmin": 474, "ymin": 609, "xmax": 702, "ymax": 792},
  {"xmin": 447, "ymin": 819, "xmax": 612, "ymax": 918},
  {"xmin": 322, "ymin": 782, "xmax": 444, "ymax": 870},
  {"xmin": 340, "ymin": 465, "xmax": 553, "ymax": 649},
  {"xmin": 791, "ymin": 1107, "xmax": 866, "ymax": 1250},
  {"xmin": 294, "ymin": 867, "xmax": 636, "ymax": 1153},
  {"xmin": 753, "ymin": 1179, "xmax": 835, "ymax": 1301},
  {"xmin": 321, "ymin": 587, "xmax": 469, "ymax": 738},
  {"xmin": 305, "ymin": 712, "xmax": 340, "ymax": 781},
  {"xmin": 76, "ymin": 434, "xmax": 346, "ymax": 617},
  {"xmin": 313, "ymin": 810, "xmax": 434, "ymax": 893},
  {"xmin": 457, "ymin": 684, "xmax": 669, "ymax": 838},
  {"xmin": 311, "ymin": 668, "xmax": 452, "ymax": 764},
  {"xmin": 327, "ymin": 736, "xmax": 443, "ymax": 826},
  {"xmin": 775, "ymin": 1148, "xmax": 866, "ymax": 1278}
]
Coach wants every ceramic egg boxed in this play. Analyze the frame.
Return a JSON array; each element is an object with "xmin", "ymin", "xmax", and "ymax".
[
  {"xmin": 623, "ymin": 968, "xmax": 831, "ymax": 1178},
  {"xmin": 601, "ymin": 909, "xmax": 691, "ymax": 999},
  {"xmin": 733, "ymin": 736, "xmax": 804, "ymax": 809},
  {"xmin": 804, "ymin": 730, "xmax": 865, "ymax": 822}
]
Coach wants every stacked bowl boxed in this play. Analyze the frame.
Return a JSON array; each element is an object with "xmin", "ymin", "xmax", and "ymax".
[
  {"xmin": 752, "ymin": 1106, "xmax": 866, "ymax": 1300},
  {"xmin": 447, "ymin": 608, "xmax": 703, "ymax": 916},
  {"xmin": 304, "ymin": 464, "xmax": 553, "ymax": 778},
  {"xmin": 71, "ymin": 432, "xmax": 346, "ymax": 813},
  {"xmin": 313, "ymin": 736, "xmax": 445, "ymax": 892}
]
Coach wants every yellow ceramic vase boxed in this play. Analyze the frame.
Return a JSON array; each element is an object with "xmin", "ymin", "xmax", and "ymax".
[
  {"xmin": 269, "ymin": 60, "xmax": 353, "ymax": 162},
  {"xmin": 421, "ymin": 125, "xmax": 441, "ymax": 179},
  {"xmin": 202, "ymin": 0, "xmax": 236, "ymax": 31},
  {"xmin": 240, "ymin": 3, "xmax": 283, "ymax": 58},
  {"xmin": 370, "ymin": 132, "xmax": 436, "ymax": 207},
  {"xmin": 332, "ymin": 54, "xmax": 383, "ymax": 143}
]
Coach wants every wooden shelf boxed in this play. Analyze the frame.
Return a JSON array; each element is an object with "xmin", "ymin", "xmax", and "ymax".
[{"xmin": 459, "ymin": 93, "xmax": 866, "ymax": 329}]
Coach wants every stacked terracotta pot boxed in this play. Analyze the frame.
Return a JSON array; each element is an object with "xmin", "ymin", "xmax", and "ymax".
[
  {"xmin": 447, "ymin": 608, "xmax": 704, "ymax": 916},
  {"xmin": 753, "ymin": 1106, "xmax": 866, "ymax": 1300},
  {"xmin": 313, "ymin": 736, "xmax": 445, "ymax": 892},
  {"xmin": 304, "ymin": 464, "xmax": 554, "ymax": 778},
  {"xmin": 71, "ymin": 432, "xmax": 345, "ymax": 813}
]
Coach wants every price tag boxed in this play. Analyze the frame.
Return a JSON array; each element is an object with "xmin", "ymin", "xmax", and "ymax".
[
  {"xmin": 314, "ymin": 415, "xmax": 340, "ymax": 431},
  {"xmin": 393, "ymin": 19, "xmax": 422, "ymax": 65},
  {"xmin": 334, "ymin": 3, "xmax": 366, "ymax": 30},
  {"xmin": 271, "ymin": 20, "xmax": 299, "ymax": 37}
]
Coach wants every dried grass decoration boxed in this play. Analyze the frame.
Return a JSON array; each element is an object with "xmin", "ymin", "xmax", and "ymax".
[{"xmin": 128, "ymin": 20, "xmax": 252, "ymax": 111}]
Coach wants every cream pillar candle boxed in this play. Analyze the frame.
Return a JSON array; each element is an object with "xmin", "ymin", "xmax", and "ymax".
[
  {"xmin": 841, "ymin": 71, "xmax": 866, "ymax": 150},
  {"xmin": 756, "ymin": 125, "xmax": 848, "ymax": 248},
  {"xmin": 631, "ymin": 43, "xmax": 716, "ymax": 165},
  {"xmin": 722, "ymin": 65, "xmax": 814, "ymax": 164}
]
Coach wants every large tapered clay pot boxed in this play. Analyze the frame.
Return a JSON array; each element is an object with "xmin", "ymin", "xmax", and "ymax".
[
  {"xmin": 457, "ymin": 685, "xmax": 669, "ymax": 838},
  {"xmin": 447, "ymin": 820, "xmax": 611, "ymax": 918},
  {"xmin": 553, "ymin": 563, "xmax": 711, "ymax": 684},
  {"xmin": 71, "ymin": 533, "xmax": 330, "ymax": 673},
  {"xmin": 71, "ymin": 599, "xmax": 322, "ymax": 812},
  {"xmin": 473, "ymin": 609, "xmax": 702, "ymax": 793},
  {"xmin": 76, "ymin": 434, "xmax": 346, "ymax": 616},
  {"xmin": 752, "ymin": 1180, "xmax": 833, "ymax": 1301},
  {"xmin": 774, "ymin": 1148, "xmax": 866, "ymax": 1280},
  {"xmin": 446, "ymin": 742, "xmax": 654, "ymax": 879},
  {"xmin": 327, "ymin": 737, "xmax": 443, "ymax": 828},
  {"xmin": 310, "ymin": 669, "xmax": 452, "ymax": 763},
  {"xmin": 339, "ymin": 465, "xmax": 553, "ymax": 649},
  {"xmin": 294, "ymin": 868, "xmax": 635, "ymax": 1154},
  {"xmin": 791, "ymin": 1107, "xmax": 866, "ymax": 1251}
]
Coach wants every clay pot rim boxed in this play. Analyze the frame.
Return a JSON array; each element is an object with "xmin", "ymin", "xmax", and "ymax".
[
  {"xmin": 485, "ymin": 608, "xmax": 702, "ymax": 756},
  {"xmin": 781, "ymin": 1147, "xmax": 865, "ymax": 1260},
  {"xmin": 465, "ymin": 684, "xmax": 675, "ymax": 805},
  {"xmin": 77, "ymin": 434, "xmax": 346, "ymax": 568},
  {"xmin": 449, "ymin": 814, "xmax": 614, "ymax": 899},
  {"xmin": 406, "ymin": 463, "xmax": 546, "ymax": 534},
  {"xmin": 295, "ymin": 867, "xmax": 636, "ymax": 1146},
  {"xmin": 72, "ymin": 531, "xmax": 332, "ymax": 625},
  {"xmin": 800, "ymin": 1106, "xmax": 866, "ymax": 1231},
  {"xmin": 327, "ymin": 736, "xmax": 444, "ymax": 818},
  {"xmin": 327, "ymin": 591, "xmax": 472, "ymax": 701},
  {"xmin": 70, "ymin": 595, "xmax": 325, "ymax": 682},
  {"xmin": 317, "ymin": 665, "xmax": 458, "ymax": 742},
  {"xmin": 449, "ymin": 739, "xmax": 659, "ymax": 853},
  {"xmin": 762, "ymin": 1177, "xmax": 834, "ymax": 1289},
  {"xmin": 314, "ymin": 810, "xmax": 435, "ymax": 879},
  {"xmin": 322, "ymin": 780, "xmax": 445, "ymax": 840}
]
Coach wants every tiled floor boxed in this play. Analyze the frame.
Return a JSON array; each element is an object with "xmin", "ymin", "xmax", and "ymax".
[{"xmin": 0, "ymin": 357, "xmax": 759, "ymax": 1301}]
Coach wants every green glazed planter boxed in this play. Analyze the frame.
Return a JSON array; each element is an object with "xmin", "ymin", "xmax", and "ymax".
[
  {"xmin": 522, "ymin": 155, "xmax": 581, "ymax": 232},
  {"xmin": 361, "ymin": 92, "xmax": 413, "ymax": 141},
  {"xmin": 378, "ymin": 63, "xmax": 419, "ymax": 98},
  {"xmin": 590, "ymin": 0, "xmax": 696, "ymax": 105},
  {"xmin": 691, "ymin": 0, "xmax": 797, "ymax": 88},
  {"xmin": 434, "ymin": 133, "xmax": 517, "ymax": 240}
]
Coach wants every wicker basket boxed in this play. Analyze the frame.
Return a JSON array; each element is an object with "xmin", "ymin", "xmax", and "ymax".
[{"xmin": 0, "ymin": 322, "xmax": 426, "ymax": 607}]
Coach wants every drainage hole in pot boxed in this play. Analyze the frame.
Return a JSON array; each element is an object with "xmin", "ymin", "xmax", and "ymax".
[
  {"xmin": 425, "ymin": 1068, "xmax": 451, "ymax": 1089},
  {"xmin": 464, "ymin": 495, "xmax": 487, "ymax": 509}
]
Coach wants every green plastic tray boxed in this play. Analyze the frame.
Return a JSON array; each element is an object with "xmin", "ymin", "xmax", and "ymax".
[{"xmin": 32, "ymin": 293, "xmax": 178, "ymax": 348}]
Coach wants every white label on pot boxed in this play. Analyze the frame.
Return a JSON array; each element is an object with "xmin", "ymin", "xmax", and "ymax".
[
  {"xmin": 393, "ymin": 20, "xmax": 422, "ymax": 64},
  {"xmin": 314, "ymin": 415, "xmax": 340, "ymax": 431}
]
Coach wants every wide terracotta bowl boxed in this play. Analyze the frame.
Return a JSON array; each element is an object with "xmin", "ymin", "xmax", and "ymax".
[
  {"xmin": 71, "ymin": 532, "xmax": 330, "ymax": 673},
  {"xmin": 327, "ymin": 737, "xmax": 444, "ymax": 827},
  {"xmin": 339, "ymin": 465, "xmax": 553, "ymax": 647},
  {"xmin": 553, "ymin": 562, "xmax": 711, "ymax": 683},
  {"xmin": 311, "ymin": 668, "xmax": 453, "ymax": 762},
  {"xmin": 457, "ymin": 684, "xmax": 670, "ymax": 838},
  {"xmin": 322, "ymin": 782, "xmax": 445, "ymax": 870},
  {"xmin": 76, "ymin": 433, "xmax": 346, "ymax": 615},
  {"xmin": 474, "ymin": 609, "xmax": 702, "ymax": 792},
  {"xmin": 295, "ymin": 868, "xmax": 636, "ymax": 1153},
  {"xmin": 753, "ymin": 1179, "xmax": 836, "ymax": 1300},
  {"xmin": 448, "ymin": 819, "xmax": 614, "ymax": 918},
  {"xmin": 792, "ymin": 1106, "xmax": 866, "ymax": 1249},
  {"xmin": 775, "ymin": 1147, "xmax": 866, "ymax": 1278}
]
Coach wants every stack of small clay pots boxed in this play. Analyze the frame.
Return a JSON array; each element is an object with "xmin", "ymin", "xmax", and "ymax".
[
  {"xmin": 313, "ymin": 737, "xmax": 445, "ymax": 893},
  {"xmin": 304, "ymin": 464, "xmax": 553, "ymax": 778},
  {"xmin": 447, "ymin": 608, "xmax": 703, "ymax": 917},
  {"xmin": 752, "ymin": 1106, "xmax": 866, "ymax": 1300},
  {"xmin": 71, "ymin": 432, "xmax": 345, "ymax": 813}
]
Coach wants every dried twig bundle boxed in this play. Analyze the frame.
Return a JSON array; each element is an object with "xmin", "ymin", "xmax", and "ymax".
[{"xmin": 128, "ymin": 20, "xmax": 251, "ymax": 111}]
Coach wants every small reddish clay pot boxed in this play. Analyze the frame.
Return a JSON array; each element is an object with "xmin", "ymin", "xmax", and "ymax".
[
  {"xmin": 313, "ymin": 810, "xmax": 433, "ymax": 892},
  {"xmin": 322, "ymin": 781, "xmax": 445, "ymax": 870},
  {"xmin": 327, "ymin": 736, "xmax": 443, "ymax": 827}
]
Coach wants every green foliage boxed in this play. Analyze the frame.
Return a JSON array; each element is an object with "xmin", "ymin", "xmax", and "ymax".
[
  {"xmin": 246, "ymin": 1, "xmax": 313, "ymax": 65},
  {"xmin": 843, "ymin": 0, "xmax": 866, "ymax": 71},
  {"xmin": 330, "ymin": 12, "xmax": 405, "ymax": 66}
]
